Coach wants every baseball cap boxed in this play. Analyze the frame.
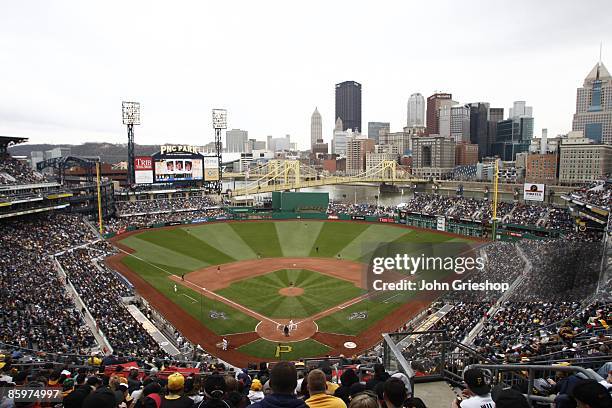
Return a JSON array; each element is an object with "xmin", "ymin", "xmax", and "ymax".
[
  {"xmin": 205, "ymin": 373, "xmax": 227, "ymax": 398},
  {"xmin": 464, "ymin": 368, "xmax": 491, "ymax": 395},
  {"xmin": 167, "ymin": 372, "xmax": 185, "ymax": 391},
  {"xmin": 491, "ymin": 386, "xmax": 529, "ymax": 408},
  {"xmin": 571, "ymin": 380, "xmax": 612, "ymax": 408}
]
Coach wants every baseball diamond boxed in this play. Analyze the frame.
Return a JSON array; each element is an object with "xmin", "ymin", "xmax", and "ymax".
[{"xmin": 107, "ymin": 219, "xmax": 478, "ymax": 365}]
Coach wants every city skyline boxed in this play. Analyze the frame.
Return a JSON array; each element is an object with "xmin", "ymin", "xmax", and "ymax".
[{"xmin": 0, "ymin": 1, "xmax": 611, "ymax": 150}]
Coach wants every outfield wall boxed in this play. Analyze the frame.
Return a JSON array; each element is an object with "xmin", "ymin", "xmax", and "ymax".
[{"xmin": 103, "ymin": 209, "xmax": 561, "ymax": 241}]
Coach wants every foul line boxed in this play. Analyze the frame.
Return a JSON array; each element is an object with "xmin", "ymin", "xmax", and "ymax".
[
  {"xmin": 116, "ymin": 247, "xmax": 282, "ymax": 326},
  {"xmin": 182, "ymin": 293, "xmax": 198, "ymax": 303}
]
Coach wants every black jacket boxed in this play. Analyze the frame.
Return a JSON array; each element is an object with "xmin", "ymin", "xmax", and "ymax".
[{"xmin": 63, "ymin": 385, "xmax": 93, "ymax": 408}]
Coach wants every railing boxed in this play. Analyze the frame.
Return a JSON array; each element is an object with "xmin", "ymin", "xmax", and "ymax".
[
  {"xmin": 468, "ymin": 363, "xmax": 601, "ymax": 405},
  {"xmin": 383, "ymin": 329, "xmax": 612, "ymax": 406}
]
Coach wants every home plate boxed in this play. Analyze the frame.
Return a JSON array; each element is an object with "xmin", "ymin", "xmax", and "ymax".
[{"xmin": 344, "ymin": 342, "xmax": 357, "ymax": 349}]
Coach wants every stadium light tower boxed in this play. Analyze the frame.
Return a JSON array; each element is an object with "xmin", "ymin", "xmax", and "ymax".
[
  {"xmin": 122, "ymin": 101, "xmax": 141, "ymax": 186},
  {"xmin": 212, "ymin": 108, "xmax": 227, "ymax": 194}
]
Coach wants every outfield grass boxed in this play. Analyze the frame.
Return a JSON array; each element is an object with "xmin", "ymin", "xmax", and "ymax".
[
  {"xmin": 121, "ymin": 255, "xmax": 258, "ymax": 335},
  {"xmin": 237, "ymin": 338, "xmax": 331, "ymax": 360},
  {"xmin": 215, "ymin": 269, "xmax": 364, "ymax": 318}
]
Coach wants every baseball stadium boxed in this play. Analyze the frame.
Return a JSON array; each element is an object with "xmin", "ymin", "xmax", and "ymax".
[{"xmin": 1, "ymin": 132, "xmax": 611, "ymax": 407}]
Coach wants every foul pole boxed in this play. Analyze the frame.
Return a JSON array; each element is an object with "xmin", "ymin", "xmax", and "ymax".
[
  {"xmin": 96, "ymin": 161, "xmax": 103, "ymax": 235},
  {"xmin": 491, "ymin": 160, "xmax": 500, "ymax": 241}
]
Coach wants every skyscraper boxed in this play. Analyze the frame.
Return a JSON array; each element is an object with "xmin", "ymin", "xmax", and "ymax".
[
  {"xmin": 367, "ymin": 122, "xmax": 390, "ymax": 143},
  {"xmin": 426, "ymin": 93, "xmax": 453, "ymax": 135},
  {"xmin": 487, "ymin": 107, "xmax": 504, "ymax": 158},
  {"xmin": 407, "ymin": 93, "xmax": 425, "ymax": 127},
  {"xmin": 491, "ymin": 102, "xmax": 534, "ymax": 161},
  {"xmin": 468, "ymin": 102, "xmax": 490, "ymax": 160},
  {"xmin": 225, "ymin": 129, "xmax": 248, "ymax": 153},
  {"xmin": 335, "ymin": 81, "xmax": 362, "ymax": 132},
  {"xmin": 311, "ymin": 107, "xmax": 322, "ymax": 150},
  {"xmin": 572, "ymin": 61, "xmax": 612, "ymax": 144}
]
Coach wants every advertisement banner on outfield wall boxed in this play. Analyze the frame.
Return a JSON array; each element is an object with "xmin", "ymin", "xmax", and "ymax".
[
  {"xmin": 134, "ymin": 156, "xmax": 153, "ymax": 184},
  {"xmin": 437, "ymin": 216, "xmax": 446, "ymax": 231},
  {"xmin": 523, "ymin": 183, "xmax": 545, "ymax": 201},
  {"xmin": 204, "ymin": 157, "xmax": 219, "ymax": 181}
]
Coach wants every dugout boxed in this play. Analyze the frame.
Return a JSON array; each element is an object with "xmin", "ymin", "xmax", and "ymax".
[{"xmin": 271, "ymin": 191, "xmax": 329, "ymax": 213}]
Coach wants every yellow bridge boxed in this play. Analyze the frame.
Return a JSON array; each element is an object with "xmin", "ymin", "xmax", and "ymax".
[{"xmin": 224, "ymin": 159, "xmax": 426, "ymax": 196}]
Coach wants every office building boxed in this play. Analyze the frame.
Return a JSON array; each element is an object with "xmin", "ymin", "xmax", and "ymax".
[
  {"xmin": 267, "ymin": 135, "xmax": 291, "ymax": 152},
  {"xmin": 490, "ymin": 101, "xmax": 534, "ymax": 161},
  {"xmin": 525, "ymin": 153, "xmax": 558, "ymax": 184},
  {"xmin": 450, "ymin": 105, "xmax": 471, "ymax": 143},
  {"xmin": 368, "ymin": 121, "xmax": 390, "ymax": 143},
  {"xmin": 332, "ymin": 118, "xmax": 349, "ymax": 155},
  {"xmin": 407, "ymin": 93, "xmax": 425, "ymax": 127},
  {"xmin": 226, "ymin": 129, "xmax": 248, "ymax": 153},
  {"xmin": 426, "ymin": 93, "xmax": 453, "ymax": 135},
  {"xmin": 487, "ymin": 107, "xmax": 504, "ymax": 157},
  {"xmin": 346, "ymin": 136, "xmax": 374, "ymax": 175},
  {"xmin": 311, "ymin": 107, "xmax": 322, "ymax": 150},
  {"xmin": 366, "ymin": 152, "xmax": 397, "ymax": 171},
  {"xmin": 559, "ymin": 131, "xmax": 612, "ymax": 184},
  {"xmin": 312, "ymin": 139, "xmax": 328, "ymax": 156},
  {"xmin": 455, "ymin": 142, "xmax": 479, "ymax": 166},
  {"xmin": 572, "ymin": 61, "xmax": 612, "ymax": 144},
  {"xmin": 335, "ymin": 81, "xmax": 362, "ymax": 132},
  {"xmin": 468, "ymin": 102, "xmax": 490, "ymax": 160},
  {"xmin": 412, "ymin": 136, "xmax": 456, "ymax": 178},
  {"xmin": 379, "ymin": 129, "xmax": 412, "ymax": 155}
]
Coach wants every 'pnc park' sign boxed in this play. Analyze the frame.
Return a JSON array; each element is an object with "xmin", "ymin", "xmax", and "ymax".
[{"xmin": 160, "ymin": 145, "xmax": 202, "ymax": 155}]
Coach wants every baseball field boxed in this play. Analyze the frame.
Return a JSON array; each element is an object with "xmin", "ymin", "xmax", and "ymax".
[{"xmin": 107, "ymin": 220, "xmax": 477, "ymax": 365}]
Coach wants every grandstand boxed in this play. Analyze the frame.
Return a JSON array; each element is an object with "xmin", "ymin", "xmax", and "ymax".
[{"xmin": 1, "ymin": 144, "xmax": 610, "ymax": 407}]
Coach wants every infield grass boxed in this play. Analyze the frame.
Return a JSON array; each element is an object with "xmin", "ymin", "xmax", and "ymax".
[
  {"xmin": 237, "ymin": 338, "xmax": 331, "ymax": 360},
  {"xmin": 215, "ymin": 269, "xmax": 365, "ymax": 318}
]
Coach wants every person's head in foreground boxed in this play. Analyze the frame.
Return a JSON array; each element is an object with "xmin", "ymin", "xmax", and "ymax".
[
  {"xmin": 167, "ymin": 372, "xmax": 185, "ymax": 395},
  {"xmin": 491, "ymin": 386, "xmax": 529, "ymax": 408},
  {"xmin": 383, "ymin": 378, "xmax": 406, "ymax": 408},
  {"xmin": 307, "ymin": 370, "xmax": 328, "ymax": 396},
  {"xmin": 349, "ymin": 392, "xmax": 379, "ymax": 408},
  {"xmin": 572, "ymin": 380, "xmax": 612, "ymax": 408},
  {"xmin": 463, "ymin": 368, "xmax": 491, "ymax": 396},
  {"xmin": 270, "ymin": 362, "xmax": 298, "ymax": 395}
]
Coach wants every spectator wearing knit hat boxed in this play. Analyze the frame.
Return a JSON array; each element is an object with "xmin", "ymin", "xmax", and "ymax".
[
  {"xmin": 248, "ymin": 379, "xmax": 264, "ymax": 404},
  {"xmin": 161, "ymin": 373, "xmax": 193, "ymax": 408}
]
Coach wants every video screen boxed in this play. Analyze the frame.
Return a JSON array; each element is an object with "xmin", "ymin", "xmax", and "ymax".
[{"xmin": 154, "ymin": 158, "xmax": 203, "ymax": 182}]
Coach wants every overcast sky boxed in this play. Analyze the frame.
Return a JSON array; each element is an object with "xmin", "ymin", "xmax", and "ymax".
[{"xmin": 1, "ymin": 0, "xmax": 611, "ymax": 149}]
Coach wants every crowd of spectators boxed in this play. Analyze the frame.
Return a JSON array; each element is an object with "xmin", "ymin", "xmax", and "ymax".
[
  {"xmin": 327, "ymin": 202, "xmax": 395, "ymax": 217},
  {"xmin": 569, "ymin": 181, "xmax": 611, "ymax": 209},
  {"xmin": 105, "ymin": 208, "xmax": 227, "ymax": 234},
  {"xmin": 115, "ymin": 196, "xmax": 218, "ymax": 216},
  {"xmin": 0, "ymin": 214, "xmax": 98, "ymax": 354},
  {"xmin": 56, "ymin": 242, "xmax": 167, "ymax": 359},
  {"xmin": 0, "ymin": 155, "xmax": 48, "ymax": 185},
  {"xmin": 399, "ymin": 238, "xmax": 611, "ymax": 368}
]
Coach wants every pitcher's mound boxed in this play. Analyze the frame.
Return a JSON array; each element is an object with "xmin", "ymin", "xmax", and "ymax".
[{"xmin": 279, "ymin": 287, "xmax": 304, "ymax": 296}]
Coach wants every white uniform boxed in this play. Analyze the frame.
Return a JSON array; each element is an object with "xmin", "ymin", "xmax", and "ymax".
[
  {"xmin": 174, "ymin": 284, "xmax": 177, "ymax": 293},
  {"xmin": 222, "ymin": 338, "xmax": 228, "ymax": 350},
  {"xmin": 460, "ymin": 394, "xmax": 495, "ymax": 408}
]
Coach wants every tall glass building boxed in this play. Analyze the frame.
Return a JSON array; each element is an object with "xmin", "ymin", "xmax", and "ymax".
[
  {"xmin": 572, "ymin": 62, "xmax": 612, "ymax": 144},
  {"xmin": 335, "ymin": 81, "xmax": 362, "ymax": 133},
  {"xmin": 407, "ymin": 93, "xmax": 425, "ymax": 127}
]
